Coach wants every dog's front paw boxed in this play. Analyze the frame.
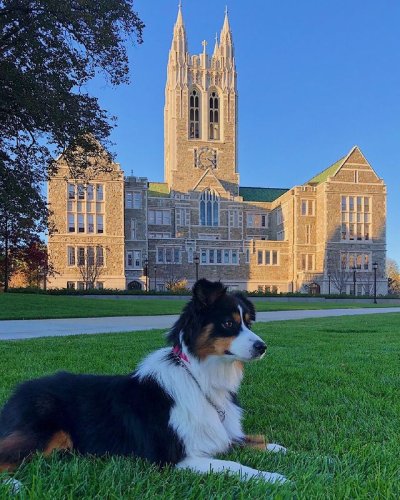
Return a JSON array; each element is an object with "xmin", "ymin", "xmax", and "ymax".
[
  {"xmin": 259, "ymin": 471, "xmax": 288, "ymax": 484},
  {"xmin": 266, "ymin": 443, "xmax": 287, "ymax": 454}
]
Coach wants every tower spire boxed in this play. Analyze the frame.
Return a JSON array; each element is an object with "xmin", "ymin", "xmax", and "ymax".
[
  {"xmin": 219, "ymin": 6, "xmax": 234, "ymax": 62},
  {"xmin": 213, "ymin": 32, "xmax": 219, "ymax": 57},
  {"xmin": 171, "ymin": 1, "xmax": 187, "ymax": 60}
]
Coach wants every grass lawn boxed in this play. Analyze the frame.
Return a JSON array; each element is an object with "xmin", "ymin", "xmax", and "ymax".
[
  {"xmin": 1, "ymin": 314, "xmax": 399, "ymax": 498},
  {"xmin": 1, "ymin": 293, "xmax": 398, "ymax": 320}
]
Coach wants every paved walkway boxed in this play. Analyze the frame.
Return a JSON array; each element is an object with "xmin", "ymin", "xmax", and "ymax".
[{"xmin": 1, "ymin": 308, "xmax": 399, "ymax": 340}]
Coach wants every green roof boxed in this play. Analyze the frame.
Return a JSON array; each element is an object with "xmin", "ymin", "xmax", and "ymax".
[
  {"xmin": 239, "ymin": 187, "xmax": 289, "ymax": 202},
  {"xmin": 307, "ymin": 157, "xmax": 345, "ymax": 185},
  {"xmin": 148, "ymin": 182, "xmax": 169, "ymax": 197}
]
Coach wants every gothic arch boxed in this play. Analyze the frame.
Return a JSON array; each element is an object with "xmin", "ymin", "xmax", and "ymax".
[
  {"xmin": 208, "ymin": 87, "xmax": 221, "ymax": 140},
  {"xmin": 189, "ymin": 87, "xmax": 201, "ymax": 139},
  {"xmin": 199, "ymin": 189, "xmax": 220, "ymax": 226}
]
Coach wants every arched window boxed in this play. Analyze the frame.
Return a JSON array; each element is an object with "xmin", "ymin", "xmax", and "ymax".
[
  {"xmin": 209, "ymin": 91, "xmax": 220, "ymax": 140},
  {"xmin": 189, "ymin": 89, "xmax": 200, "ymax": 139},
  {"xmin": 200, "ymin": 190, "xmax": 219, "ymax": 226}
]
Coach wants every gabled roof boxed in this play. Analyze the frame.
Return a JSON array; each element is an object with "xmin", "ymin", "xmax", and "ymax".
[
  {"xmin": 307, "ymin": 157, "xmax": 346, "ymax": 185},
  {"xmin": 239, "ymin": 187, "xmax": 289, "ymax": 202},
  {"xmin": 148, "ymin": 182, "xmax": 169, "ymax": 197}
]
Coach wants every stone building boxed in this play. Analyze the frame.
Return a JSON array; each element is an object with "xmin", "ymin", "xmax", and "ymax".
[{"xmin": 48, "ymin": 6, "xmax": 387, "ymax": 295}]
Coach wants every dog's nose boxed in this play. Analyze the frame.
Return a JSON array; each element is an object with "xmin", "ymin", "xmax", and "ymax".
[{"xmin": 253, "ymin": 341, "xmax": 267, "ymax": 355}]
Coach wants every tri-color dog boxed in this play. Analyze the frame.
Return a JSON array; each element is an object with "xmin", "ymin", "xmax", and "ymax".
[{"xmin": 0, "ymin": 279, "xmax": 287, "ymax": 484}]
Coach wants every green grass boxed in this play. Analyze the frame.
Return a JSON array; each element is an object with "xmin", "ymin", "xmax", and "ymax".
[
  {"xmin": 1, "ymin": 314, "xmax": 399, "ymax": 498},
  {"xmin": 1, "ymin": 293, "xmax": 397, "ymax": 320}
]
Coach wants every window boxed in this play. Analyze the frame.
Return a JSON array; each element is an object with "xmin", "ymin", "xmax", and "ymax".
[
  {"xmin": 247, "ymin": 213, "xmax": 268, "ymax": 228},
  {"xmin": 78, "ymin": 184, "xmax": 85, "ymax": 200},
  {"xmin": 148, "ymin": 232, "xmax": 171, "ymax": 239},
  {"xmin": 68, "ymin": 213, "xmax": 75, "ymax": 232},
  {"xmin": 67, "ymin": 247, "xmax": 75, "ymax": 266},
  {"xmin": 257, "ymin": 250, "xmax": 279, "ymax": 266},
  {"xmin": 199, "ymin": 248, "xmax": 240, "ymax": 265},
  {"xmin": 245, "ymin": 248, "xmax": 250, "ymax": 264},
  {"xmin": 200, "ymin": 190, "xmax": 219, "ymax": 226},
  {"xmin": 87, "ymin": 247, "xmax": 95, "ymax": 266},
  {"xmin": 130, "ymin": 219, "xmax": 136, "ymax": 240},
  {"xmin": 96, "ymin": 184, "xmax": 104, "ymax": 201},
  {"xmin": 96, "ymin": 282, "xmax": 104, "ymax": 290},
  {"xmin": 127, "ymin": 250, "xmax": 141, "ymax": 268},
  {"xmin": 209, "ymin": 91, "xmax": 220, "ymax": 140},
  {"xmin": 305, "ymin": 224, "xmax": 311, "ymax": 244},
  {"xmin": 68, "ymin": 184, "xmax": 75, "ymax": 200},
  {"xmin": 148, "ymin": 210, "xmax": 171, "ymax": 226},
  {"xmin": 341, "ymin": 252, "xmax": 371, "ymax": 271},
  {"xmin": 87, "ymin": 185, "xmax": 94, "ymax": 201},
  {"xmin": 301, "ymin": 253, "xmax": 314, "ymax": 271},
  {"xmin": 77, "ymin": 247, "xmax": 85, "ymax": 266},
  {"xmin": 87, "ymin": 214, "xmax": 94, "ymax": 233},
  {"xmin": 97, "ymin": 215, "xmax": 104, "ymax": 233},
  {"xmin": 126, "ymin": 191, "xmax": 142, "ymax": 209},
  {"xmin": 78, "ymin": 214, "xmax": 84, "ymax": 233},
  {"xmin": 176, "ymin": 208, "xmax": 190, "ymax": 227},
  {"xmin": 229, "ymin": 210, "xmax": 241, "ymax": 228},
  {"xmin": 189, "ymin": 88, "xmax": 200, "ymax": 139},
  {"xmin": 301, "ymin": 199, "xmax": 315, "ymax": 216},
  {"xmin": 341, "ymin": 196, "xmax": 371, "ymax": 241},
  {"xmin": 97, "ymin": 247, "xmax": 104, "ymax": 266},
  {"xmin": 77, "ymin": 281, "xmax": 85, "ymax": 291},
  {"xmin": 67, "ymin": 281, "xmax": 75, "ymax": 289},
  {"xmin": 156, "ymin": 247, "xmax": 181, "ymax": 264}
]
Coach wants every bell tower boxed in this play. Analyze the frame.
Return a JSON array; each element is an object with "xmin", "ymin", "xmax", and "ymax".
[{"xmin": 164, "ymin": 5, "xmax": 239, "ymax": 195}]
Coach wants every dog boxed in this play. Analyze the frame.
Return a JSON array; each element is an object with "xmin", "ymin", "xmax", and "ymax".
[{"xmin": 0, "ymin": 279, "xmax": 287, "ymax": 485}]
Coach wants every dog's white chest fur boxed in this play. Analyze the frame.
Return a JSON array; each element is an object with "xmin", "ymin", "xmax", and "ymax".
[{"xmin": 136, "ymin": 347, "xmax": 245, "ymax": 457}]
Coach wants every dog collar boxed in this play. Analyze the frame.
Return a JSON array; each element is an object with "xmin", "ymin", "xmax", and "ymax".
[{"xmin": 172, "ymin": 345, "xmax": 190, "ymax": 363}]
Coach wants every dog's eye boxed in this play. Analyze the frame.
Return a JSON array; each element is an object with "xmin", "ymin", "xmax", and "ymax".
[{"xmin": 223, "ymin": 320, "xmax": 233, "ymax": 329}]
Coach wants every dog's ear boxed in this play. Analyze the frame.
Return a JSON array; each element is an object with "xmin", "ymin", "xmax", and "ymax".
[
  {"xmin": 192, "ymin": 279, "xmax": 227, "ymax": 309},
  {"xmin": 232, "ymin": 291, "xmax": 256, "ymax": 321}
]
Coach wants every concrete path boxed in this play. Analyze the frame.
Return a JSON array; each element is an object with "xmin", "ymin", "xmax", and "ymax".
[{"xmin": 1, "ymin": 308, "xmax": 399, "ymax": 341}]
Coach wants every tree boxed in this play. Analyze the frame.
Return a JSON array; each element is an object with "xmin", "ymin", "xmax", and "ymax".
[
  {"xmin": 77, "ymin": 245, "xmax": 106, "ymax": 290},
  {"xmin": 0, "ymin": 2, "xmax": 144, "ymax": 288},
  {"xmin": 0, "ymin": 163, "xmax": 48, "ymax": 290},
  {"xmin": 327, "ymin": 250, "xmax": 348, "ymax": 294},
  {"xmin": 16, "ymin": 238, "xmax": 56, "ymax": 288},
  {"xmin": 387, "ymin": 258, "xmax": 400, "ymax": 295}
]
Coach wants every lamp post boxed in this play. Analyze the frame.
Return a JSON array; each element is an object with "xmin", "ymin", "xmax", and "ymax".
[
  {"xmin": 352, "ymin": 265, "xmax": 357, "ymax": 296},
  {"xmin": 194, "ymin": 254, "xmax": 200, "ymax": 282},
  {"xmin": 154, "ymin": 265, "xmax": 157, "ymax": 292},
  {"xmin": 373, "ymin": 262, "xmax": 378, "ymax": 304},
  {"xmin": 327, "ymin": 273, "xmax": 331, "ymax": 295},
  {"xmin": 144, "ymin": 258, "xmax": 148, "ymax": 292}
]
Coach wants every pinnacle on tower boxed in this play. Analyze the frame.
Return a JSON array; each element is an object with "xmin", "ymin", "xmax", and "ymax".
[
  {"xmin": 170, "ymin": 1, "xmax": 187, "ymax": 62},
  {"xmin": 213, "ymin": 32, "xmax": 219, "ymax": 58},
  {"xmin": 219, "ymin": 6, "xmax": 234, "ymax": 61}
]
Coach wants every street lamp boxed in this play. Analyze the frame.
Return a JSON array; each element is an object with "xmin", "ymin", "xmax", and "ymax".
[
  {"xmin": 373, "ymin": 262, "xmax": 378, "ymax": 304},
  {"xmin": 352, "ymin": 265, "xmax": 357, "ymax": 296},
  {"xmin": 154, "ymin": 265, "xmax": 157, "ymax": 292},
  {"xmin": 144, "ymin": 258, "xmax": 149, "ymax": 292},
  {"xmin": 194, "ymin": 254, "xmax": 200, "ymax": 282},
  {"xmin": 327, "ymin": 273, "xmax": 331, "ymax": 295}
]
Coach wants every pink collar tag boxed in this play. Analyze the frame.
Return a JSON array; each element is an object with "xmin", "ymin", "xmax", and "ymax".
[{"xmin": 172, "ymin": 345, "xmax": 190, "ymax": 363}]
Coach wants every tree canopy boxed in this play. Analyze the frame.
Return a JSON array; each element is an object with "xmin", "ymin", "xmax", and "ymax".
[{"xmin": 0, "ymin": 0, "xmax": 144, "ymax": 289}]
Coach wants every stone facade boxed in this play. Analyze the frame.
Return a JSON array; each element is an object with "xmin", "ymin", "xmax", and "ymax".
[{"xmin": 47, "ymin": 7, "xmax": 387, "ymax": 295}]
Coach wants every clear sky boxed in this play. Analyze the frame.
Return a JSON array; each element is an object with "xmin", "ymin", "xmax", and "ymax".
[{"xmin": 88, "ymin": 0, "xmax": 400, "ymax": 262}]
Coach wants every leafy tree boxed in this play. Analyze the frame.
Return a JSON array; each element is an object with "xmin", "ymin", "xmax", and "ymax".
[
  {"xmin": 16, "ymin": 237, "xmax": 55, "ymax": 288},
  {"xmin": 0, "ymin": 1, "xmax": 144, "ymax": 290},
  {"xmin": 387, "ymin": 258, "xmax": 400, "ymax": 295},
  {"xmin": 0, "ymin": 163, "xmax": 48, "ymax": 290}
]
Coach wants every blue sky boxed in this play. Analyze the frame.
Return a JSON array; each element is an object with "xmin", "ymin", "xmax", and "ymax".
[{"xmin": 88, "ymin": 0, "xmax": 400, "ymax": 262}]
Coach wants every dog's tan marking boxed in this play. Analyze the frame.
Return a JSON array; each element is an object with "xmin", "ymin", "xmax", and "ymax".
[
  {"xmin": 243, "ymin": 434, "xmax": 267, "ymax": 450},
  {"xmin": 232, "ymin": 312, "xmax": 241, "ymax": 324},
  {"xmin": 0, "ymin": 431, "xmax": 36, "ymax": 470},
  {"xmin": 195, "ymin": 324, "xmax": 235, "ymax": 359},
  {"xmin": 244, "ymin": 312, "xmax": 251, "ymax": 323},
  {"xmin": 43, "ymin": 431, "xmax": 73, "ymax": 456}
]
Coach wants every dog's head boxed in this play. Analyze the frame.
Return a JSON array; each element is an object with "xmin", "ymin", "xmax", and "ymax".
[{"xmin": 168, "ymin": 279, "xmax": 266, "ymax": 362}]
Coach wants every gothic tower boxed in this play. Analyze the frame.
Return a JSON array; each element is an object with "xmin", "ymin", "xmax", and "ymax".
[{"xmin": 164, "ymin": 5, "xmax": 239, "ymax": 195}]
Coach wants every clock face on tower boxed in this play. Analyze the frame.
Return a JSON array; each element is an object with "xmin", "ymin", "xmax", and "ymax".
[{"xmin": 195, "ymin": 147, "xmax": 217, "ymax": 169}]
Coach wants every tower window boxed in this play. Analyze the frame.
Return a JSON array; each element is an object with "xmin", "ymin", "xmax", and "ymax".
[
  {"xmin": 200, "ymin": 189, "xmax": 219, "ymax": 226},
  {"xmin": 209, "ymin": 91, "xmax": 220, "ymax": 140},
  {"xmin": 189, "ymin": 89, "xmax": 200, "ymax": 139}
]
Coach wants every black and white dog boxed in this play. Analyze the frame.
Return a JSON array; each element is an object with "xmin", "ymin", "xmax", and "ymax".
[{"xmin": 0, "ymin": 279, "xmax": 287, "ymax": 484}]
